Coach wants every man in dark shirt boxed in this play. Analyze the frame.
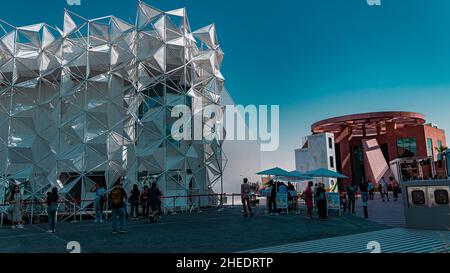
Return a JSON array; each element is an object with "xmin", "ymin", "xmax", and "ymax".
[
  {"xmin": 359, "ymin": 179, "xmax": 369, "ymax": 218},
  {"xmin": 346, "ymin": 181, "xmax": 357, "ymax": 214},
  {"xmin": 268, "ymin": 180, "xmax": 278, "ymax": 216},
  {"xmin": 109, "ymin": 180, "xmax": 127, "ymax": 234}
]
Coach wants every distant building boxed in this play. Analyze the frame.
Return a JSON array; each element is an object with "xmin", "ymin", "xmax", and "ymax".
[
  {"xmin": 295, "ymin": 132, "xmax": 337, "ymax": 190},
  {"xmin": 297, "ymin": 111, "xmax": 447, "ymax": 189}
]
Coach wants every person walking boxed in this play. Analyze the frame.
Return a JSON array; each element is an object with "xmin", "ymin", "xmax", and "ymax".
[
  {"xmin": 129, "ymin": 184, "xmax": 140, "ymax": 221},
  {"xmin": 359, "ymin": 179, "xmax": 369, "ymax": 219},
  {"xmin": 91, "ymin": 182, "xmax": 106, "ymax": 223},
  {"xmin": 380, "ymin": 177, "xmax": 389, "ymax": 202},
  {"xmin": 46, "ymin": 187, "xmax": 59, "ymax": 233},
  {"xmin": 9, "ymin": 185, "xmax": 24, "ymax": 229},
  {"xmin": 303, "ymin": 181, "xmax": 314, "ymax": 219},
  {"xmin": 346, "ymin": 181, "xmax": 357, "ymax": 214},
  {"xmin": 148, "ymin": 182, "xmax": 162, "ymax": 223},
  {"xmin": 315, "ymin": 183, "xmax": 327, "ymax": 220},
  {"xmin": 109, "ymin": 180, "xmax": 127, "ymax": 234},
  {"xmin": 241, "ymin": 178, "xmax": 253, "ymax": 217},
  {"xmin": 140, "ymin": 185, "xmax": 149, "ymax": 219},
  {"xmin": 268, "ymin": 180, "xmax": 278, "ymax": 216},
  {"xmin": 391, "ymin": 177, "xmax": 400, "ymax": 201}
]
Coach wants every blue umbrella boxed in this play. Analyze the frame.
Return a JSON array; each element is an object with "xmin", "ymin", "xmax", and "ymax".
[
  {"xmin": 304, "ymin": 168, "xmax": 348, "ymax": 192},
  {"xmin": 256, "ymin": 167, "xmax": 292, "ymax": 177},
  {"xmin": 304, "ymin": 168, "xmax": 348, "ymax": 179},
  {"xmin": 288, "ymin": 170, "xmax": 313, "ymax": 181}
]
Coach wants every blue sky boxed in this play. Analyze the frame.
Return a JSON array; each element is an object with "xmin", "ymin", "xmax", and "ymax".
[{"xmin": 1, "ymin": 0, "xmax": 450, "ymax": 170}]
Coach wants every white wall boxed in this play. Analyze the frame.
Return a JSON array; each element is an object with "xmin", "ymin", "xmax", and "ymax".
[
  {"xmin": 217, "ymin": 89, "xmax": 262, "ymax": 195},
  {"xmin": 295, "ymin": 133, "xmax": 337, "ymax": 191}
]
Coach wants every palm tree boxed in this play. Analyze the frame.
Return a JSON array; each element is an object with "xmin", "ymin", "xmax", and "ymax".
[
  {"xmin": 436, "ymin": 145, "xmax": 448, "ymax": 155},
  {"xmin": 435, "ymin": 145, "xmax": 448, "ymax": 178}
]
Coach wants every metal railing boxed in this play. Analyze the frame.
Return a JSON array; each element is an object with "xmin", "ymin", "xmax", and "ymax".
[{"xmin": 0, "ymin": 192, "xmax": 306, "ymax": 227}]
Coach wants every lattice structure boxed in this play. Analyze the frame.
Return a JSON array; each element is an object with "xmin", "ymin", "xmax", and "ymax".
[{"xmin": 0, "ymin": 1, "xmax": 226, "ymax": 211}]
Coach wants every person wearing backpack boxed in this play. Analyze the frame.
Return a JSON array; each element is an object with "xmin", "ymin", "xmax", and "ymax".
[
  {"xmin": 91, "ymin": 182, "xmax": 107, "ymax": 223},
  {"xmin": 109, "ymin": 180, "xmax": 127, "ymax": 234},
  {"xmin": 346, "ymin": 181, "xmax": 357, "ymax": 214}
]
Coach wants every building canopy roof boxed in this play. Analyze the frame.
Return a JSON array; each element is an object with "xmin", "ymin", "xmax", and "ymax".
[{"xmin": 311, "ymin": 111, "xmax": 426, "ymax": 136}]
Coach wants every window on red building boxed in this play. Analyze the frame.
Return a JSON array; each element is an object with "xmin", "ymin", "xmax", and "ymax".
[{"xmin": 397, "ymin": 138, "xmax": 417, "ymax": 158}]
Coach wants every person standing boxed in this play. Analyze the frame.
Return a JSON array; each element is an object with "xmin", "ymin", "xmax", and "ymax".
[
  {"xmin": 359, "ymin": 179, "xmax": 369, "ymax": 219},
  {"xmin": 378, "ymin": 183, "xmax": 383, "ymax": 199},
  {"xmin": 91, "ymin": 182, "xmax": 106, "ymax": 223},
  {"xmin": 148, "ymin": 182, "xmax": 162, "ymax": 223},
  {"xmin": 241, "ymin": 178, "xmax": 253, "ymax": 217},
  {"xmin": 346, "ymin": 181, "xmax": 357, "ymax": 214},
  {"xmin": 303, "ymin": 181, "xmax": 314, "ymax": 219},
  {"xmin": 141, "ymin": 185, "xmax": 149, "ymax": 219},
  {"xmin": 109, "ymin": 180, "xmax": 127, "ymax": 234},
  {"xmin": 340, "ymin": 190, "xmax": 348, "ymax": 213},
  {"xmin": 129, "ymin": 184, "xmax": 140, "ymax": 221},
  {"xmin": 391, "ymin": 177, "xmax": 400, "ymax": 201},
  {"xmin": 268, "ymin": 180, "xmax": 278, "ymax": 216},
  {"xmin": 368, "ymin": 182, "xmax": 374, "ymax": 200},
  {"xmin": 46, "ymin": 187, "xmax": 59, "ymax": 233},
  {"xmin": 315, "ymin": 183, "xmax": 327, "ymax": 220},
  {"xmin": 380, "ymin": 177, "xmax": 389, "ymax": 202},
  {"xmin": 9, "ymin": 185, "xmax": 24, "ymax": 229},
  {"xmin": 156, "ymin": 183, "xmax": 163, "ymax": 217}
]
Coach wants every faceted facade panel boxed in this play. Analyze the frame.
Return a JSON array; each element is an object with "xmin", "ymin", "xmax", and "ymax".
[{"xmin": 0, "ymin": 2, "xmax": 226, "ymax": 210}]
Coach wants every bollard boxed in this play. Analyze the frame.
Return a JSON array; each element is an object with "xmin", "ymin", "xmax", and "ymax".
[{"xmin": 231, "ymin": 193, "xmax": 234, "ymax": 208}]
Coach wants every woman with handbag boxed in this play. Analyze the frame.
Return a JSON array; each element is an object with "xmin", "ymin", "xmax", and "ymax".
[{"xmin": 9, "ymin": 185, "xmax": 24, "ymax": 229}]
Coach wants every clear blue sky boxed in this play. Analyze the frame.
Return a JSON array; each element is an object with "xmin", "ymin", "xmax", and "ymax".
[{"xmin": 1, "ymin": 0, "xmax": 450, "ymax": 170}]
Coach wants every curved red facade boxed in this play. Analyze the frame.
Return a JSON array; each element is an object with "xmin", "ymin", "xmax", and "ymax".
[{"xmin": 310, "ymin": 112, "xmax": 446, "ymax": 186}]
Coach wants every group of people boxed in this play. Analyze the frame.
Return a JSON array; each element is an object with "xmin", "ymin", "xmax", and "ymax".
[
  {"xmin": 5, "ymin": 178, "xmax": 164, "ymax": 235},
  {"xmin": 241, "ymin": 179, "xmax": 298, "ymax": 217},
  {"xmin": 242, "ymin": 176, "xmax": 400, "ymax": 221},
  {"xmin": 6, "ymin": 185, "xmax": 59, "ymax": 232},
  {"xmin": 378, "ymin": 176, "xmax": 401, "ymax": 202},
  {"xmin": 302, "ymin": 181, "xmax": 327, "ymax": 220},
  {"xmin": 266, "ymin": 180, "xmax": 296, "ymax": 216},
  {"xmin": 91, "ymin": 179, "xmax": 163, "ymax": 234}
]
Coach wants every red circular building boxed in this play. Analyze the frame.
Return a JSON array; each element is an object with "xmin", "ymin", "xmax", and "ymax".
[{"xmin": 310, "ymin": 111, "xmax": 446, "ymax": 185}]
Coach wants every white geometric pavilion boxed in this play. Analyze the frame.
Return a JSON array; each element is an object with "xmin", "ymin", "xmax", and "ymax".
[{"xmin": 0, "ymin": 1, "xmax": 226, "ymax": 213}]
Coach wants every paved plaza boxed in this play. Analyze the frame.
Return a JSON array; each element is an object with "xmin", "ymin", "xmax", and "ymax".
[
  {"xmin": 0, "ymin": 205, "xmax": 386, "ymax": 253},
  {"xmin": 0, "ymin": 193, "xmax": 447, "ymax": 253}
]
